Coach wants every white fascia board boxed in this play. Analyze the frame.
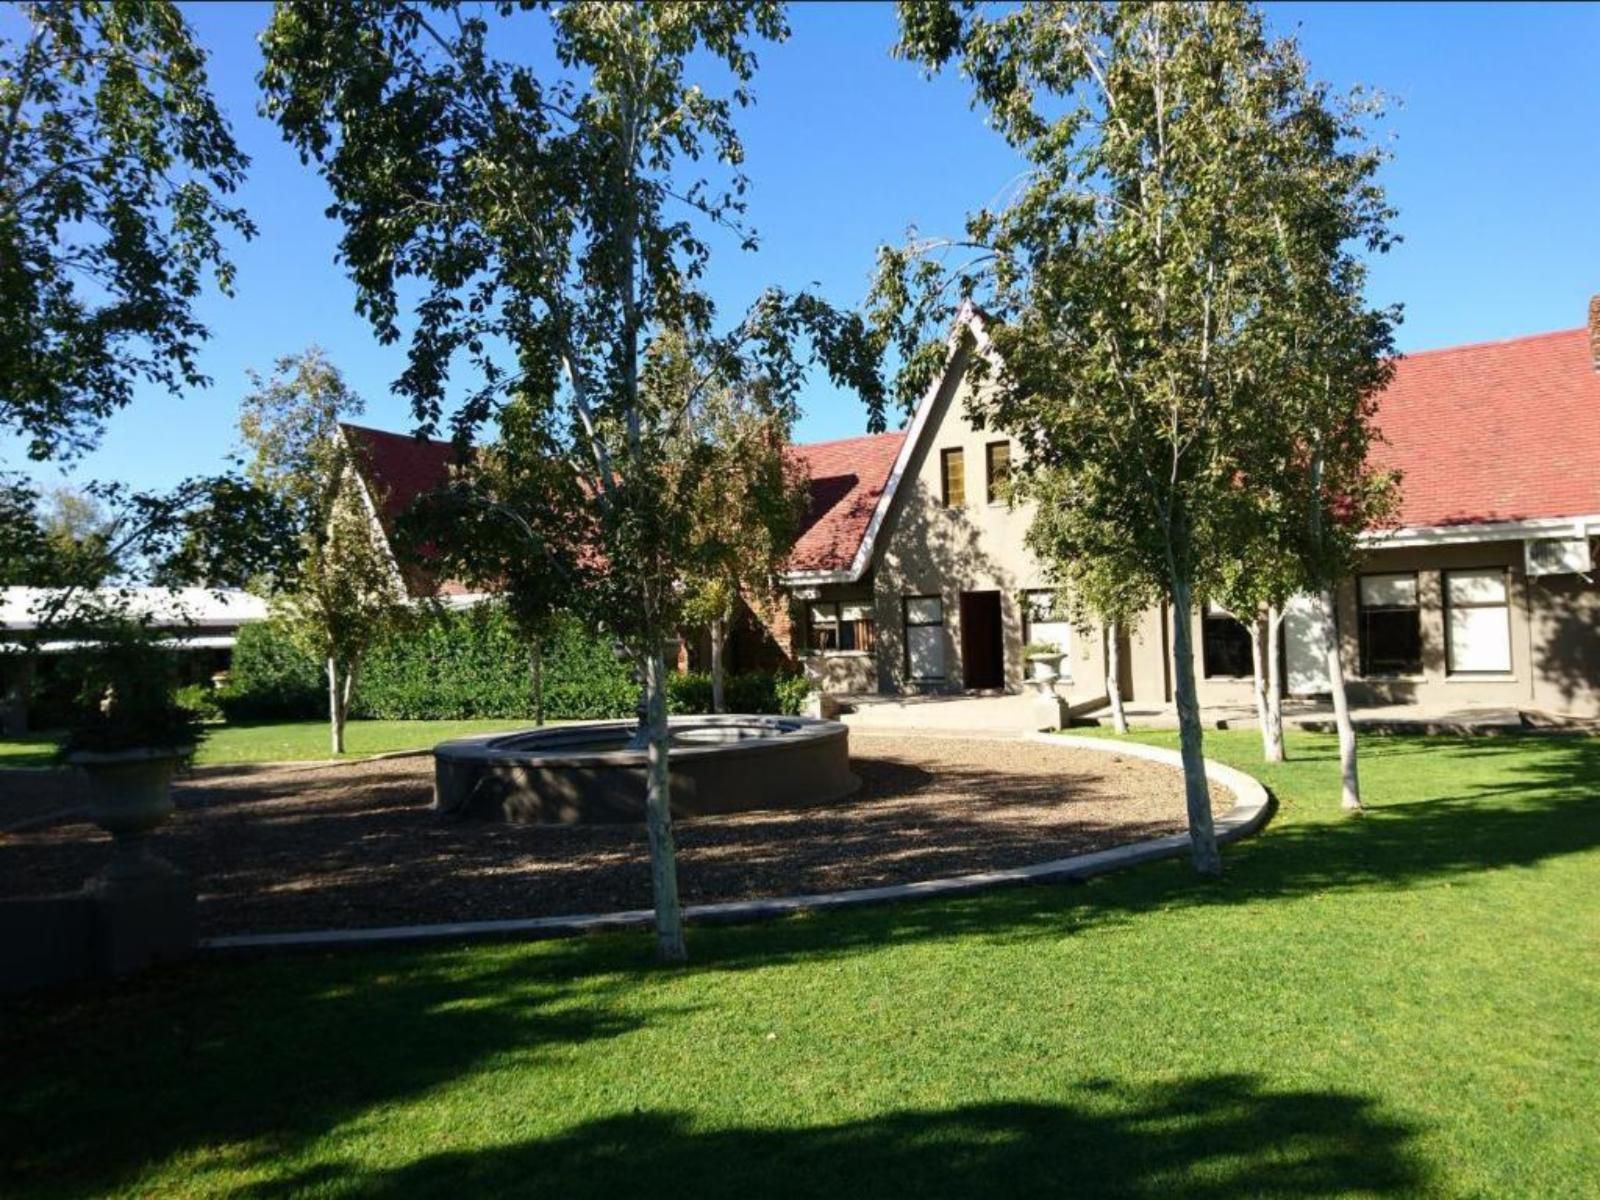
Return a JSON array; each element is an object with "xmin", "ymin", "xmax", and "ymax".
[
  {"xmin": 780, "ymin": 302, "xmax": 991, "ymax": 588},
  {"xmin": 1360, "ymin": 513, "xmax": 1600, "ymax": 550}
]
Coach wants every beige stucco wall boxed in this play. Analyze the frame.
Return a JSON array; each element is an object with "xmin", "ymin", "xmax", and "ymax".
[
  {"xmin": 866, "ymin": 347, "xmax": 1108, "ymax": 703},
  {"xmin": 1114, "ymin": 537, "xmax": 1600, "ymax": 717},
  {"xmin": 1335, "ymin": 539, "xmax": 1599, "ymax": 716}
]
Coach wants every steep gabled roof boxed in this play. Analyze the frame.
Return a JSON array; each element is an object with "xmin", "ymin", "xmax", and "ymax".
[
  {"xmin": 340, "ymin": 420, "xmax": 912, "ymax": 581},
  {"xmin": 785, "ymin": 431, "xmax": 907, "ymax": 574},
  {"xmin": 1370, "ymin": 327, "xmax": 1600, "ymax": 529},
  {"xmin": 340, "ymin": 422, "xmax": 464, "ymax": 528}
]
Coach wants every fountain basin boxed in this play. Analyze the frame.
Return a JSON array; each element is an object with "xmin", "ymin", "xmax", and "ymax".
[{"xmin": 433, "ymin": 714, "xmax": 858, "ymax": 824}]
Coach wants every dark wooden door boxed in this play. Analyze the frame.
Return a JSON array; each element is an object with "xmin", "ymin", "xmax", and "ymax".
[{"xmin": 960, "ymin": 590, "xmax": 1004, "ymax": 689}]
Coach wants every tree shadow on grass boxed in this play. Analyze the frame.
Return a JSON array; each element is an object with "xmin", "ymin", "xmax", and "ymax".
[
  {"xmin": 0, "ymin": 939, "xmax": 679, "ymax": 1198},
  {"xmin": 239, "ymin": 1074, "xmax": 1426, "ymax": 1200}
]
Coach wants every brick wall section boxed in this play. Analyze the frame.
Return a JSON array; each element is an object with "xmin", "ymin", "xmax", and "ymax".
[{"xmin": 743, "ymin": 590, "xmax": 799, "ymax": 669}]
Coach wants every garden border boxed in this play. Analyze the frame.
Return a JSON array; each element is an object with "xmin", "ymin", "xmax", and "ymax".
[{"xmin": 200, "ymin": 732, "xmax": 1271, "ymax": 955}]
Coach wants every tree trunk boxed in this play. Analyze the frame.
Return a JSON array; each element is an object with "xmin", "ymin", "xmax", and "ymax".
[
  {"xmin": 643, "ymin": 647, "xmax": 687, "ymax": 962},
  {"xmin": 1106, "ymin": 621, "xmax": 1129, "ymax": 734},
  {"xmin": 1169, "ymin": 577, "xmax": 1223, "ymax": 875},
  {"xmin": 1319, "ymin": 588, "xmax": 1361, "ymax": 811},
  {"xmin": 709, "ymin": 615, "xmax": 725, "ymax": 715},
  {"xmin": 2, "ymin": 655, "xmax": 35, "ymax": 737},
  {"xmin": 1264, "ymin": 605, "xmax": 1286, "ymax": 763},
  {"xmin": 327, "ymin": 657, "xmax": 346, "ymax": 755},
  {"xmin": 1247, "ymin": 614, "xmax": 1271, "ymax": 759},
  {"xmin": 530, "ymin": 640, "xmax": 545, "ymax": 727}
]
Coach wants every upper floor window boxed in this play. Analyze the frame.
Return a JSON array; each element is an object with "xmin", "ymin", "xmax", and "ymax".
[
  {"xmin": 940, "ymin": 447, "xmax": 965, "ymax": 508},
  {"xmin": 1445, "ymin": 568, "xmax": 1511, "ymax": 674},
  {"xmin": 985, "ymin": 441, "xmax": 1011, "ymax": 505},
  {"xmin": 1201, "ymin": 602, "xmax": 1255, "ymax": 679},
  {"xmin": 1358, "ymin": 573, "xmax": 1422, "ymax": 676}
]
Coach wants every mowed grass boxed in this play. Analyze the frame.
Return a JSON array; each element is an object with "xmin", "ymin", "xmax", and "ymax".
[
  {"xmin": 0, "ymin": 718, "xmax": 544, "ymax": 768},
  {"xmin": 2, "ymin": 730, "xmax": 1597, "ymax": 1198}
]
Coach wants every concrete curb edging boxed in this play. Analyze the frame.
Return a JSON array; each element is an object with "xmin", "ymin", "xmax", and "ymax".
[{"xmin": 199, "ymin": 734, "xmax": 1272, "ymax": 957}]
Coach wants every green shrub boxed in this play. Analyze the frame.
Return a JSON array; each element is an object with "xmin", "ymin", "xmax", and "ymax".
[
  {"xmin": 218, "ymin": 618, "xmax": 325, "ymax": 721},
  {"xmin": 213, "ymin": 604, "xmax": 809, "ymax": 724},
  {"xmin": 666, "ymin": 669, "xmax": 809, "ymax": 716},
  {"xmin": 174, "ymin": 684, "xmax": 223, "ymax": 724}
]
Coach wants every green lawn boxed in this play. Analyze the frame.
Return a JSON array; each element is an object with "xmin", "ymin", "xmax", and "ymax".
[
  {"xmin": 0, "ymin": 718, "xmax": 544, "ymax": 768},
  {"xmin": 3, "ymin": 730, "xmax": 1598, "ymax": 1198}
]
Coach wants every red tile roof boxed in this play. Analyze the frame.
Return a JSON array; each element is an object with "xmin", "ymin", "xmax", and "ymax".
[
  {"xmin": 1371, "ymin": 327, "xmax": 1600, "ymax": 528},
  {"xmin": 343, "ymin": 420, "xmax": 907, "ymax": 578},
  {"xmin": 785, "ymin": 431, "xmax": 906, "ymax": 573},
  {"xmin": 341, "ymin": 422, "xmax": 464, "ymax": 528}
]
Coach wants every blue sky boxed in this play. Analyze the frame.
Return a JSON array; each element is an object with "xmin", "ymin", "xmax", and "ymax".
[{"xmin": 8, "ymin": 0, "xmax": 1598, "ymax": 493}]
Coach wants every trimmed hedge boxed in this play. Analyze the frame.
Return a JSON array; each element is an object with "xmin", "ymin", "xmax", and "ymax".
[
  {"xmin": 219, "ymin": 603, "xmax": 806, "ymax": 723},
  {"xmin": 218, "ymin": 619, "xmax": 325, "ymax": 721}
]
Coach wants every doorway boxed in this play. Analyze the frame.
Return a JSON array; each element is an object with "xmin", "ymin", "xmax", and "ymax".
[{"xmin": 959, "ymin": 590, "xmax": 1005, "ymax": 690}]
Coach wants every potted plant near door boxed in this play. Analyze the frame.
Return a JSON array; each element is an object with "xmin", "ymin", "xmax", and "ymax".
[
  {"xmin": 1023, "ymin": 641, "xmax": 1062, "ymax": 687},
  {"xmin": 57, "ymin": 622, "xmax": 206, "ymax": 889}
]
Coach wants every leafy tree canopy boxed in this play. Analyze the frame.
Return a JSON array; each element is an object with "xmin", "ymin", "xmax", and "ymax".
[{"xmin": 0, "ymin": 0, "xmax": 253, "ymax": 461}]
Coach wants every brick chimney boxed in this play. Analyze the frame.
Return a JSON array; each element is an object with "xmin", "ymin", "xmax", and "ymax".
[{"xmin": 1590, "ymin": 293, "xmax": 1600, "ymax": 372}]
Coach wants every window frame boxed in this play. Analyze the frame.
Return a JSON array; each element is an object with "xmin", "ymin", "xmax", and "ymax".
[
  {"xmin": 1443, "ymin": 567, "xmax": 1513, "ymax": 676},
  {"xmin": 1200, "ymin": 601, "xmax": 1256, "ymax": 680},
  {"xmin": 1357, "ymin": 571, "xmax": 1423, "ymax": 678},
  {"xmin": 804, "ymin": 600, "xmax": 876, "ymax": 656},
  {"xmin": 985, "ymin": 440, "xmax": 1011, "ymax": 506},
  {"xmin": 903, "ymin": 594, "xmax": 947, "ymax": 682},
  {"xmin": 940, "ymin": 447, "xmax": 965, "ymax": 508}
]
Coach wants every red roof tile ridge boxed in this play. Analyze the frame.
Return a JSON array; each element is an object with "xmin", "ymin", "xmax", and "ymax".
[{"xmin": 1394, "ymin": 325, "xmax": 1586, "ymax": 362}]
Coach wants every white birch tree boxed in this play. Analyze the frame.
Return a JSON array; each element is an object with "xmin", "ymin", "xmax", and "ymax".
[{"xmin": 262, "ymin": 2, "xmax": 883, "ymax": 961}]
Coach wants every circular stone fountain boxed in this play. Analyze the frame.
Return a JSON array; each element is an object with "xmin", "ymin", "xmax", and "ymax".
[{"xmin": 433, "ymin": 715, "xmax": 858, "ymax": 824}]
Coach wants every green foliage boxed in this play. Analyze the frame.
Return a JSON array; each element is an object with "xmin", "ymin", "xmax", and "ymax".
[
  {"xmin": 0, "ymin": 0, "xmax": 254, "ymax": 462},
  {"xmin": 173, "ymin": 683, "xmax": 223, "ymax": 724},
  {"xmin": 666, "ymin": 669, "xmax": 808, "ymax": 717},
  {"xmin": 353, "ymin": 607, "xmax": 635, "ymax": 722},
  {"xmin": 54, "ymin": 622, "xmax": 204, "ymax": 758},
  {"xmin": 217, "ymin": 604, "xmax": 808, "ymax": 723},
  {"xmin": 219, "ymin": 618, "xmax": 325, "ymax": 722}
]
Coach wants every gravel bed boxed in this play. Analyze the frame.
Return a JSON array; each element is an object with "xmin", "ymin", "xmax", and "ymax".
[{"xmin": 0, "ymin": 734, "xmax": 1232, "ymax": 936}]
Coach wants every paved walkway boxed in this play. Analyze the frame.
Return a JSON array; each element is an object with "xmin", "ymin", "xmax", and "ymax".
[{"xmin": 838, "ymin": 690, "xmax": 1541, "ymax": 737}]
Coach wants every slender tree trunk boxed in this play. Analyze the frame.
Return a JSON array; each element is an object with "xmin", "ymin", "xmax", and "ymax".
[
  {"xmin": 1169, "ymin": 577, "xmax": 1222, "ymax": 876},
  {"xmin": 643, "ymin": 647, "xmax": 687, "ymax": 962},
  {"xmin": 1265, "ymin": 605, "xmax": 1286, "ymax": 763},
  {"xmin": 1106, "ymin": 621, "xmax": 1129, "ymax": 734},
  {"xmin": 709, "ymin": 615, "xmax": 726, "ymax": 714},
  {"xmin": 530, "ymin": 640, "xmax": 545, "ymax": 727},
  {"xmin": 327, "ymin": 657, "xmax": 346, "ymax": 755},
  {"xmin": 1319, "ymin": 588, "xmax": 1361, "ymax": 811},
  {"xmin": 1247, "ymin": 614, "xmax": 1272, "ymax": 758}
]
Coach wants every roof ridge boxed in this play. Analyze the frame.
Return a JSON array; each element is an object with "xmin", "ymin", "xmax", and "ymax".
[
  {"xmin": 1397, "ymin": 325, "xmax": 1585, "ymax": 362},
  {"xmin": 794, "ymin": 428, "xmax": 907, "ymax": 451}
]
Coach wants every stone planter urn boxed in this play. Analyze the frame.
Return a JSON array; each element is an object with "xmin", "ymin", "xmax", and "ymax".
[
  {"xmin": 1027, "ymin": 653, "xmax": 1060, "ymax": 692},
  {"xmin": 67, "ymin": 746, "xmax": 190, "ymax": 889}
]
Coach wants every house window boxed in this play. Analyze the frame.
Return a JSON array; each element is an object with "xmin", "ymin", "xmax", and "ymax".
[
  {"xmin": 904, "ymin": 595, "xmax": 946, "ymax": 680},
  {"xmin": 1358, "ymin": 573, "xmax": 1422, "ymax": 676},
  {"xmin": 1201, "ymin": 602, "xmax": 1255, "ymax": 679},
  {"xmin": 940, "ymin": 448, "xmax": 965, "ymax": 508},
  {"xmin": 985, "ymin": 441, "xmax": 1011, "ymax": 505},
  {"xmin": 807, "ymin": 602, "xmax": 876, "ymax": 654},
  {"xmin": 1023, "ymin": 589, "xmax": 1072, "ymax": 679},
  {"xmin": 1445, "ymin": 568, "xmax": 1512, "ymax": 674}
]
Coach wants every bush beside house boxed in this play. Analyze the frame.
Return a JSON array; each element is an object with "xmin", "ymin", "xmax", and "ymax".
[{"xmin": 218, "ymin": 604, "xmax": 806, "ymax": 722}]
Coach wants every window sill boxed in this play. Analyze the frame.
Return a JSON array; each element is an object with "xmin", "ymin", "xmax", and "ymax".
[
  {"xmin": 1445, "ymin": 673, "xmax": 1516, "ymax": 683},
  {"xmin": 1358, "ymin": 673, "xmax": 1426, "ymax": 683},
  {"xmin": 802, "ymin": 650, "xmax": 874, "ymax": 660}
]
